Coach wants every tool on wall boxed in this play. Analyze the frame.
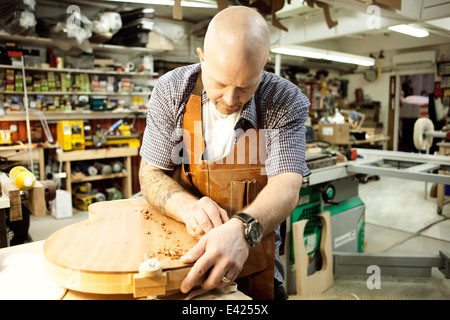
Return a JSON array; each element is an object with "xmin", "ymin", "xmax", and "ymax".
[
  {"xmin": 249, "ymin": 0, "xmax": 289, "ymax": 31},
  {"xmin": 36, "ymin": 111, "xmax": 54, "ymax": 144},
  {"xmin": 364, "ymin": 54, "xmax": 377, "ymax": 82},
  {"xmin": 377, "ymin": 50, "xmax": 384, "ymax": 81},
  {"xmin": 305, "ymin": 0, "xmax": 338, "ymax": 29}
]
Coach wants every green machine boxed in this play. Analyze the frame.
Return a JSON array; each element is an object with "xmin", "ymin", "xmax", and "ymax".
[{"xmin": 289, "ymin": 176, "xmax": 365, "ymax": 278}]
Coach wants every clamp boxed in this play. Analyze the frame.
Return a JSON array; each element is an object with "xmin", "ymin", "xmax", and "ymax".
[{"xmin": 133, "ymin": 254, "xmax": 200, "ymax": 298}]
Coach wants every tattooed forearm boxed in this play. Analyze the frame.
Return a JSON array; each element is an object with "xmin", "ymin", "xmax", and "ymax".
[{"xmin": 139, "ymin": 159, "xmax": 184, "ymax": 216}]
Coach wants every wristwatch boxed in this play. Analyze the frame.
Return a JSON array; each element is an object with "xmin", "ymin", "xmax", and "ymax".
[{"xmin": 232, "ymin": 212, "xmax": 263, "ymax": 247}]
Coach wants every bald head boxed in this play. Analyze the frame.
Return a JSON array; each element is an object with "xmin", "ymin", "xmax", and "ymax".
[
  {"xmin": 203, "ymin": 6, "xmax": 270, "ymax": 69},
  {"xmin": 196, "ymin": 6, "xmax": 271, "ymax": 116}
]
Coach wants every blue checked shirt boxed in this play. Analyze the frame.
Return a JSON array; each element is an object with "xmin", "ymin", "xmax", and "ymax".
[{"xmin": 140, "ymin": 63, "xmax": 311, "ymax": 282}]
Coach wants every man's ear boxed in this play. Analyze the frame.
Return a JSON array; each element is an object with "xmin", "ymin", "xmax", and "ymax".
[{"xmin": 197, "ymin": 47, "xmax": 205, "ymax": 62}]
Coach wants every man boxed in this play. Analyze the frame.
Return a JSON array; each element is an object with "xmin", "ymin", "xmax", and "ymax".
[{"xmin": 139, "ymin": 6, "xmax": 310, "ymax": 299}]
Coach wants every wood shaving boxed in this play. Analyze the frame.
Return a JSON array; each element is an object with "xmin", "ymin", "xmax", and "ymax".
[
  {"xmin": 140, "ymin": 207, "xmax": 185, "ymax": 259},
  {"xmin": 140, "ymin": 208, "xmax": 153, "ymax": 220},
  {"xmin": 139, "ymin": 207, "xmax": 174, "ymax": 238},
  {"xmin": 147, "ymin": 245, "xmax": 187, "ymax": 260}
]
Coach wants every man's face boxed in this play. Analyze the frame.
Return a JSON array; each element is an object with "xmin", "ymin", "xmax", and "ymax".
[{"xmin": 197, "ymin": 48, "xmax": 265, "ymax": 116}]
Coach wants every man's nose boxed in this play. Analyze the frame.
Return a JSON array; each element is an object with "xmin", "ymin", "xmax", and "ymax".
[{"xmin": 222, "ymin": 88, "xmax": 239, "ymax": 107}]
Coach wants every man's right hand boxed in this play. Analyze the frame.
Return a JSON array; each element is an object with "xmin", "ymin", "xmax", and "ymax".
[{"xmin": 184, "ymin": 196, "xmax": 229, "ymax": 239}]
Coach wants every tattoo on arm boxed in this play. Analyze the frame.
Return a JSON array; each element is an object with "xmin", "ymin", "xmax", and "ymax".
[{"xmin": 139, "ymin": 160, "xmax": 183, "ymax": 215}]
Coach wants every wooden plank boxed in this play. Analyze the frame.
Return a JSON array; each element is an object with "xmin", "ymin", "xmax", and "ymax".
[
  {"xmin": 0, "ymin": 173, "xmax": 22, "ymax": 222},
  {"xmin": 24, "ymin": 181, "xmax": 46, "ymax": 216},
  {"xmin": 293, "ymin": 211, "xmax": 333, "ymax": 296},
  {"xmin": 133, "ymin": 273, "xmax": 168, "ymax": 297},
  {"xmin": 55, "ymin": 147, "xmax": 138, "ymax": 162},
  {"xmin": 123, "ymin": 155, "xmax": 132, "ymax": 198},
  {"xmin": 172, "ymin": 0, "xmax": 182, "ymax": 20}
]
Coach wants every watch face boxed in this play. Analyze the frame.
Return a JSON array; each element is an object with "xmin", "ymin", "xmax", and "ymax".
[{"xmin": 248, "ymin": 222, "xmax": 263, "ymax": 246}]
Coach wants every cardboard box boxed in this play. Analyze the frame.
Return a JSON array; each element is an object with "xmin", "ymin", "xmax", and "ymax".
[
  {"xmin": 376, "ymin": 0, "xmax": 401, "ymax": 10},
  {"xmin": 361, "ymin": 123, "xmax": 384, "ymax": 136},
  {"xmin": 316, "ymin": 123, "xmax": 350, "ymax": 145},
  {"xmin": 50, "ymin": 189, "xmax": 73, "ymax": 219},
  {"xmin": 359, "ymin": 0, "xmax": 401, "ymax": 10}
]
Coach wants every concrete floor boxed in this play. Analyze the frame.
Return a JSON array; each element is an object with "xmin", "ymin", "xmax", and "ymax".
[{"xmin": 29, "ymin": 176, "xmax": 450, "ymax": 300}]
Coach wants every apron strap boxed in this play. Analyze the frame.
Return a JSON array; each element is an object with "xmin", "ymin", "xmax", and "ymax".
[
  {"xmin": 183, "ymin": 70, "xmax": 204, "ymax": 163},
  {"xmin": 192, "ymin": 70, "xmax": 203, "ymax": 96}
]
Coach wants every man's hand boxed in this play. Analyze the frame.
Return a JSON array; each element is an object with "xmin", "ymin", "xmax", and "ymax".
[
  {"xmin": 179, "ymin": 218, "xmax": 249, "ymax": 293},
  {"xmin": 183, "ymin": 196, "xmax": 229, "ymax": 239}
]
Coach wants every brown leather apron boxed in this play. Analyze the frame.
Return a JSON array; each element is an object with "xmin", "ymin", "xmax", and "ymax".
[{"xmin": 172, "ymin": 72, "xmax": 275, "ymax": 300}]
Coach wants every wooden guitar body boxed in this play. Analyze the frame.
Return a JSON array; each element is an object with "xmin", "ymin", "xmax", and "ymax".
[{"xmin": 43, "ymin": 197, "xmax": 198, "ymax": 297}]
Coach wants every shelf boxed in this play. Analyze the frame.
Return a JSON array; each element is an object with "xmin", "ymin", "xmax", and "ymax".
[
  {"xmin": 52, "ymin": 146, "xmax": 139, "ymax": 199},
  {"xmin": 0, "ymin": 33, "xmax": 165, "ymax": 56},
  {"xmin": 0, "ymin": 90, "xmax": 151, "ymax": 96},
  {"xmin": 56, "ymin": 147, "xmax": 139, "ymax": 162},
  {"xmin": 0, "ymin": 64, "xmax": 159, "ymax": 77},
  {"xmin": 0, "ymin": 110, "xmax": 147, "ymax": 121},
  {"xmin": 438, "ymin": 61, "xmax": 450, "ymax": 77},
  {"xmin": 71, "ymin": 172, "xmax": 128, "ymax": 183}
]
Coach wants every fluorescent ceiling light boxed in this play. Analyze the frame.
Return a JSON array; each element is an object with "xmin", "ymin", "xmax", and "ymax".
[
  {"xmin": 105, "ymin": 0, "xmax": 217, "ymax": 8},
  {"xmin": 271, "ymin": 45, "xmax": 375, "ymax": 66},
  {"xmin": 271, "ymin": 46, "xmax": 326, "ymax": 60},
  {"xmin": 388, "ymin": 24, "xmax": 429, "ymax": 38},
  {"xmin": 425, "ymin": 17, "xmax": 450, "ymax": 32}
]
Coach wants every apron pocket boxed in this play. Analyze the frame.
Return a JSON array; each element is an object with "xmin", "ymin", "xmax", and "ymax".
[{"xmin": 230, "ymin": 180, "xmax": 257, "ymax": 215}]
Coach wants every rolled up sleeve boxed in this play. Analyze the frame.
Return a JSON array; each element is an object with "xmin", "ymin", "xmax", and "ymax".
[
  {"xmin": 140, "ymin": 77, "xmax": 178, "ymax": 170},
  {"xmin": 263, "ymin": 80, "xmax": 311, "ymax": 179}
]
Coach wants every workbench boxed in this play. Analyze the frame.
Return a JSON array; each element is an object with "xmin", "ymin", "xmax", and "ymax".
[
  {"xmin": 335, "ymin": 134, "xmax": 390, "ymax": 148},
  {"xmin": 0, "ymin": 144, "xmax": 45, "ymax": 180},
  {"xmin": 53, "ymin": 146, "xmax": 138, "ymax": 198},
  {"xmin": 0, "ymin": 240, "xmax": 250, "ymax": 300}
]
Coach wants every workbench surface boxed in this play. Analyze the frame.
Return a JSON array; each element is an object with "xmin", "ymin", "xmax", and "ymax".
[{"xmin": 0, "ymin": 240, "xmax": 250, "ymax": 300}]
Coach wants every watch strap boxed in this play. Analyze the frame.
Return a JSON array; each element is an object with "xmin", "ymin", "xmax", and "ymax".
[{"xmin": 232, "ymin": 212, "xmax": 255, "ymax": 225}]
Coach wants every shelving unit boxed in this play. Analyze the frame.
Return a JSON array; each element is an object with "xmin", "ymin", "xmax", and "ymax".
[
  {"xmin": 54, "ymin": 147, "xmax": 139, "ymax": 199},
  {"xmin": 0, "ymin": 110, "xmax": 146, "ymax": 121},
  {"xmin": 0, "ymin": 33, "xmax": 158, "ymax": 114},
  {"xmin": 0, "ymin": 63, "xmax": 158, "ymax": 77},
  {"xmin": 437, "ymin": 61, "xmax": 450, "ymax": 108},
  {"xmin": 0, "ymin": 33, "xmax": 164, "ymax": 57},
  {"xmin": 0, "ymin": 33, "xmax": 152, "ymax": 157},
  {"xmin": 0, "ymin": 63, "xmax": 154, "ymax": 103},
  {"xmin": 0, "ymin": 90, "xmax": 151, "ymax": 96}
]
